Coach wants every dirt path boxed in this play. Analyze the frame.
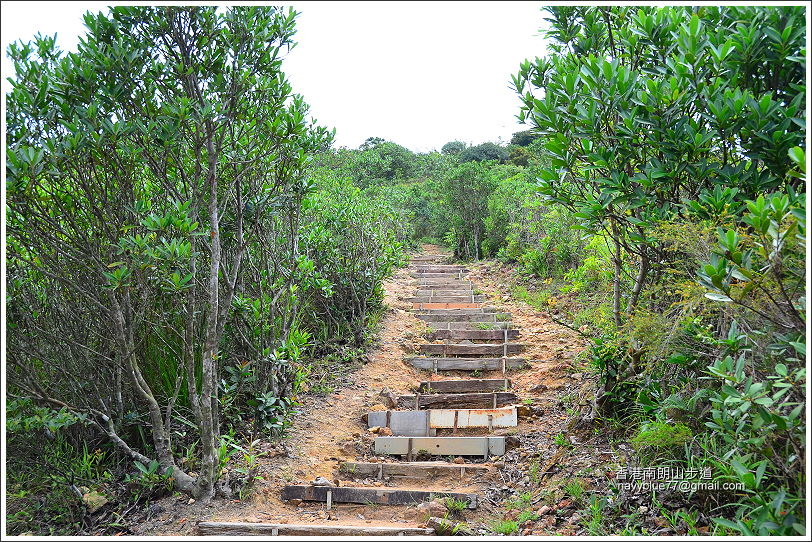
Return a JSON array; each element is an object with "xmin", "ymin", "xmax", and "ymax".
[{"xmin": 134, "ymin": 245, "xmax": 603, "ymax": 536}]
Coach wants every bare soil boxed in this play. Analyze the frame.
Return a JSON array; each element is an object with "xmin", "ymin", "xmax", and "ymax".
[{"xmin": 132, "ymin": 246, "xmax": 611, "ymax": 536}]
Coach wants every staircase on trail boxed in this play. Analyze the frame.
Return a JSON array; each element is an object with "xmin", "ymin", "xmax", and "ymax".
[{"xmin": 199, "ymin": 248, "xmax": 534, "ymax": 535}]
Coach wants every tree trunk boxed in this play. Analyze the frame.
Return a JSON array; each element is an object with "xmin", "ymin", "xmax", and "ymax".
[{"xmin": 610, "ymin": 219, "xmax": 623, "ymax": 329}]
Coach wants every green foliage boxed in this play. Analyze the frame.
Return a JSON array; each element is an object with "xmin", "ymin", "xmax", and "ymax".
[
  {"xmin": 631, "ymin": 421, "xmax": 692, "ymax": 457},
  {"xmin": 459, "ymin": 141, "xmax": 509, "ymax": 163},
  {"xmin": 441, "ymin": 140, "xmax": 466, "ymax": 155},
  {"xmin": 489, "ymin": 519, "xmax": 519, "ymax": 535}
]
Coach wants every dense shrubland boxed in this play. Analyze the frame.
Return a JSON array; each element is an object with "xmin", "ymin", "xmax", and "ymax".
[
  {"xmin": 4, "ymin": 3, "xmax": 805, "ymax": 538},
  {"xmin": 5, "ymin": 6, "xmax": 411, "ymax": 534}
]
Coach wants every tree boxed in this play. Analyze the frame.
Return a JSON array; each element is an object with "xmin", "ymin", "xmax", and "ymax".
[
  {"xmin": 441, "ymin": 140, "xmax": 466, "ymax": 155},
  {"xmin": 510, "ymin": 130, "xmax": 537, "ymax": 147},
  {"xmin": 513, "ymin": 5, "xmax": 805, "ymax": 327},
  {"xmin": 459, "ymin": 142, "xmax": 509, "ymax": 163},
  {"xmin": 6, "ymin": 6, "xmax": 330, "ymax": 499}
]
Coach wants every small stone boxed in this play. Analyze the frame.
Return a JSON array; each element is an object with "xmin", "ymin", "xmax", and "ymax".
[
  {"xmin": 368, "ymin": 426, "xmax": 382, "ymax": 433},
  {"xmin": 416, "ymin": 499, "xmax": 447, "ymax": 521},
  {"xmin": 187, "ymin": 498, "xmax": 196, "ymax": 505},
  {"xmin": 377, "ymin": 427, "xmax": 393, "ymax": 436},
  {"xmin": 311, "ymin": 476, "xmax": 334, "ymax": 487},
  {"xmin": 558, "ymin": 498, "xmax": 573, "ymax": 509},
  {"xmin": 453, "ymin": 457, "xmax": 465, "ymax": 464},
  {"xmin": 317, "ymin": 510, "xmax": 328, "ymax": 520},
  {"xmin": 368, "ymin": 404, "xmax": 387, "ymax": 412},
  {"xmin": 82, "ymin": 491, "xmax": 108, "ymax": 513},
  {"xmin": 288, "ymin": 498, "xmax": 302, "ymax": 506},
  {"xmin": 372, "ymin": 481, "xmax": 382, "ymax": 487},
  {"xmin": 638, "ymin": 506, "xmax": 648, "ymax": 514},
  {"xmin": 538, "ymin": 505, "xmax": 551, "ymax": 515}
]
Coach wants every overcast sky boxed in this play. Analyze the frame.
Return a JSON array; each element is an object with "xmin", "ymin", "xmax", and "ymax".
[{"xmin": 1, "ymin": 1, "xmax": 548, "ymax": 152}]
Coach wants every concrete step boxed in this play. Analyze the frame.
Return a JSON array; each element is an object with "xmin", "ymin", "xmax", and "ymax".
[
  {"xmin": 375, "ymin": 436, "xmax": 505, "ymax": 459},
  {"xmin": 368, "ymin": 407, "xmax": 517, "ymax": 436},
  {"xmin": 412, "ymin": 302, "xmax": 482, "ymax": 310}
]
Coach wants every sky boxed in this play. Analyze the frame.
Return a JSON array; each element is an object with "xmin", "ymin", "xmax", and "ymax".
[{"xmin": 0, "ymin": 1, "xmax": 549, "ymax": 152}]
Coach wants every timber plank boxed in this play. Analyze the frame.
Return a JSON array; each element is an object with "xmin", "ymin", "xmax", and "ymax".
[
  {"xmin": 197, "ymin": 522, "xmax": 434, "ymax": 536},
  {"xmin": 396, "ymin": 391, "xmax": 518, "ymax": 409},
  {"xmin": 368, "ymin": 407, "xmax": 516, "ymax": 434},
  {"xmin": 375, "ymin": 436, "xmax": 505, "ymax": 458},
  {"xmin": 412, "ymin": 302, "xmax": 482, "ymax": 309},
  {"xmin": 413, "ymin": 266, "xmax": 468, "ymax": 273},
  {"xmin": 427, "ymin": 321, "xmax": 514, "ymax": 331},
  {"xmin": 405, "ymin": 357, "xmax": 527, "ymax": 372},
  {"xmin": 281, "ymin": 485, "xmax": 477, "ymax": 508},
  {"xmin": 416, "ymin": 308, "xmax": 494, "ymax": 315},
  {"xmin": 415, "ymin": 289, "xmax": 475, "ymax": 296},
  {"xmin": 417, "ymin": 279, "xmax": 473, "ymax": 287},
  {"xmin": 368, "ymin": 410, "xmax": 430, "ymax": 436},
  {"xmin": 409, "ymin": 295, "xmax": 486, "ymax": 303},
  {"xmin": 418, "ymin": 379, "xmax": 511, "ymax": 393},
  {"xmin": 417, "ymin": 313, "xmax": 512, "ymax": 322},
  {"xmin": 425, "ymin": 329, "xmax": 520, "ymax": 341},
  {"xmin": 417, "ymin": 343, "xmax": 525, "ymax": 356},
  {"xmin": 338, "ymin": 461, "xmax": 489, "ymax": 480}
]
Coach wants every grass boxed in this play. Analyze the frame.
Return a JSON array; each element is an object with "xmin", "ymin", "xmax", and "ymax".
[
  {"xmin": 553, "ymin": 433, "xmax": 574, "ymax": 448},
  {"xmin": 475, "ymin": 322, "xmax": 495, "ymax": 330},
  {"xmin": 511, "ymin": 284, "xmax": 552, "ymax": 310},
  {"xmin": 504, "ymin": 491, "xmax": 534, "ymax": 510},
  {"xmin": 528, "ymin": 457, "xmax": 541, "ymax": 484},
  {"xmin": 583, "ymin": 495, "xmax": 606, "ymax": 534},
  {"xmin": 563, "ymin": 479, "xmax": 585, "ymax": 503},
  {"xmin": 444, "ymin": 496, "xmax": 469, "ymax": 515},
  {"xmin": 522, "ymin": 397, "xmax": 534, "ymax": 405},
  {"xmin": 490, "ymin": 519, "xmax": 519, "ymax": 535},
  {"xmin": 517, "ymin": 509, "xmax": 538, "ymax": 523}
]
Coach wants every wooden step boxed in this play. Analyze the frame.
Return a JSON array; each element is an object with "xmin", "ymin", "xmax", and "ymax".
[
  {"xmin": 425, "ymin": 329, "xmax": 520, "ymax": 341},
  {"xmin": 368, "ymin": 407, "xmax": 517, "ymax": 435},
  {"xmin": 416, "ymin": 308, "xmax": 496, "ymax": 315},
  {"xmin": 281, "ymin": 485, "xmax": 478, "ymax": 508},
  {"xmin": 427, "ymin": 321, "xmax": 514, "ymax": 331},
  {"xmin": 418, "ymin": 379, "xmax": 511, "ymax": 393},
  {"xmin": 417, "ymin": 313, "xmax": 511, "ymax": 322},
  {"xmin": 413, "ymin": 266, "xmax": 468, "ymax": 273},
  {"xmin": 409, "ymin": 295, "xmax": 486, "ymax": 303},
  {"xmin": 197, "ymin": 522, "xmax": 434, "ymax": 536},
  {"xmin": 405, "ymin": 357, "xmax": 527, "ymax": 372},
  {"xmin": 412, "ymin": 272, "xmax": 465, "ymax": 278},
  {"xmin": 415, "ymin": 289, "xmax": 475, "ymax": 296},
  {"xmin": 396, "ymin": 391, "xmax": 518, "ymax": 410},
  {"xmin": 417, "ymin": 280, "xmax": 473, "ymax": 288},
  {"xmin": 375, "ymin": 436, "xmax": 505, "ymax": 458},
  {"xmin": 412, "ymin": 302, "xmax": 482, "ymax": 310},
  {"xmin": 417, "ymin": 343, "xmax": 525, "ymax": 356},
  {"xmin": 338, "ymin": 461, "xmax": 489, "ymax": 480}
]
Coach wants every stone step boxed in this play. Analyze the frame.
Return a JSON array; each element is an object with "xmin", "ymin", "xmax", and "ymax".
[
  {"xmin": 417, "ymin": 343, "xmax": 525, "ymax": 356},
  {"xmin": 405, "ymin": 357, "xmax": 527, "ymax": 372},
  {"xmin": 197, "ymin": 522, "xmax": 435, "ymax": 536},
  {"xmin": 375, "ymin": 436, "xmax": 505, "ymax": 458},
  {"xmin": 396, "ymin": 391, "xmax": 518, "ymax": 410},
  {"xmin": 367, "ymin": 407, "xmax": 517, "ymax": 436},
  {"xmin": 338, "ymin": 461, "xmax": 489, "ymax": 480},
  {"xmin": 425, "ymin": 329, "xmax": 520, "ymax": 341},
  {"xmin": 417, "ymin": 378, "xmax": 511, "ymax": 393},
  {"xmin": 281, "ymin": 485, "xmax": 478, "ymax": 508},
  {"xmin": 417, "ymin": 313, "xmax": 511, "ymax": 322}
]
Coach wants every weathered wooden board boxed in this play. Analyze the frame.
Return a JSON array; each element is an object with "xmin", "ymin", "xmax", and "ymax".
[
  {"xmin": 412, "ymin": 272, "xmax": 465, "ymax": 279},
  {"xmin": 416, "ymin": 308, "xmax": 490, "ymax": 315},
  {"xmin": 368, "ymin": 410, "xmax": 430, "ymax": 436},
  {"xmin": 396, "ymin": 391, "xmax": 518, "ymax": 409},
  {"xmin": 197, "ymin": 522, "xmax": 435, "ymax": 536},
  {"xmin": 405, "ymin": 357, "xmax": 527, "ymax": 372},
  {"xmin": 375, "ymin": 436, "xmax": 505, "ymax": 458},
  {"xmin": 427, "ymin": 321, "xmax": 513, "ymax": 331},
  {"xmin": 413, "ymin": 266, "xmax": 468, "ymax": 273},
  {"xmin": 338, "ymin": 461, "xmax": 489, "ymax": 480},
  {"xmin": 281, "ymin": 485, "xmax": 477, "ymax": 508},
  {"xmin": 412, "ymin": 302, "xmax": 482, "ymax": 310},
  {"xmin": 426, "ymin": 329, "xmax": 520, "ymax": 341},
  {"xmin": 409, "ymin": 295, "xmax": 487, "ymax": 303},
  {"xmin": 415, "ymin": 289, "xmax": 475, "ymax": 296},
  {"xmin": 417, "ymin": 281, "xmax": 473, "ymax": 289},
  {"xmin": 417, "ymin": 343, "xmax": 525, "ymax": 356},
  {"xmin": 417, "ymin": 313, "xmax": 511, "ymax": 322},
  {"xmin": 418, "ymin": 379, "xmax": 511, "ymax": 393}
]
